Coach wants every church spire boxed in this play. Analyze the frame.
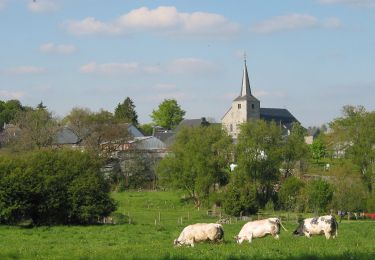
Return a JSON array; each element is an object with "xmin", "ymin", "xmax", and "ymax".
[{"xmin": 241, "ymin": 53, "xmax": 251, "ymax": 96}]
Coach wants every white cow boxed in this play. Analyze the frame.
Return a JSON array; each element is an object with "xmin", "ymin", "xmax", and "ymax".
[
  {"xmin": 174, "ymin": 223, "xmax": 224, "ymax": 247},
  {"xmin": 235, "ymin": 218, "xmax": 287, "ymax": 244},
  {"xmin": 293, "ymin": 215, "xmax": 338, "ymax": 239}
]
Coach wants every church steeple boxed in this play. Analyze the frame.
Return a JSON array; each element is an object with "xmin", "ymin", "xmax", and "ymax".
[{"xmin": 241, "ymin": 54, "xmax": 251, "ymax": 96}]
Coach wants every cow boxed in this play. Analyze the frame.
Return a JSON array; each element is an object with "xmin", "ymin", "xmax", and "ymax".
[
  {"xmin": 174, "ymin": 223, "xmax": 224, "ymax": 247},
  {"xmin": 235, "ymin": 218, "xmax": 287, "ymax": 244},
  {"xmin": 293, "ymin": 215, "xmax": 338, "ymax": 239}
]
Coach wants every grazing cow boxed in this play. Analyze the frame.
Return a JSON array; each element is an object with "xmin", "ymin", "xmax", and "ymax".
[
  {"xmin": 235, "ymin": 218, "xmax": 287, "ymax": 244},
  {"xmin": 174, "ymin": 223, "xmax": 224, "ymax": 247},
  {"xmin": 293, "ymin": 215, "xmax": 338, "ymax": 239}
]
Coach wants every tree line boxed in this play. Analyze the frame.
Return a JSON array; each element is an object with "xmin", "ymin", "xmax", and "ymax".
[{"xmin": 157, "ymin": 105, "xmax": 375, "ymax": 216}]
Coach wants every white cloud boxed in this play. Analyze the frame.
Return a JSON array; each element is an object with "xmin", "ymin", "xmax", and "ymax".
[
  {"xmin": 79, "ymin": 62, "xmax": 160, "ymax": 75},
  {"xmin": 40, "ymin": 43, "xmax": 77, "ymax": 54},
  {"xmin": 64, "ymin": 6, "xmax": 239, "ymax": 37},
  {"xmin": 0, "ymin": 90, "xmax": 25, "ymax": 100},
  {"xmin": 167, "ymin": 58, "xmax": 217, "ymax": 74},
  {"xmin": 322, "ymin": 17, "xmax": 342, "ymax": 28},
  {"xmin": 3, "ymin": 66, "xmax": 46, "ymax": 75},
  {"xmin": 0, "ymin": 0, "xmax": 7, "ymax": 10},
  {"xmin": 251, "ymin": 13, "xmax": 341, "ymax": 34},
  {"xmin": 252, "ymin": 14, "xmax": 318, "ymax": 34},
  {"xmin": 28, "ymin": 0, "xmax": 59, "ymax": 13},
  {"xmin": 64, "ymin": 17, "xmax": 122, "ymax": 35},
  {"xmin": 80, "ymin": 58, "xmax": 215, "ymax": 76},
  {"xmin": 318, "ymin": 0, "xmax": 375, "ymax": 7}
]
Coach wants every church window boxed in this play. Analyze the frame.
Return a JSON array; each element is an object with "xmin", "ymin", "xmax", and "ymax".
[
  {"xmin": 230, "ymin": 124, "xmax": 233, "ymax": 132},
  {"xmin": 252, "ymin": 104, "xmax": 255, "ymax": 109},
  {"xmin": 238, "ymin": 104, "xmax": 241, "ymax": 109}
]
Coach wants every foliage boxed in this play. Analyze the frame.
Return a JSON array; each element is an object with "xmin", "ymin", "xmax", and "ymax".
[
  {"xmin": 0, "ymin": 149, "xmax": 116, "ymax": 225},
  {"xmin": 10, "ymin": 108, "xmax": 58, "ymax": 150},
  {"xmin": 223, "ymin": 182, "xmax": 259, "ymax": 216},
  {"xmin": 150, "ymin": 99, "xmax": 185, "ymax": 130},
  {"xmin": 0, "ymin": 99, "xmax": 25, "ymax": 129},
  {"xmin": 114, "ymin": 97, "xmax": 139, "ymax": 126},
  {"xmin": 310, "ymin": 135, "xmax": 327, "ymax": 163},
  {"xmin": 328, "ymin": 105, "xmax": 375, "ymax": 191},
  {"xmin": 64, "ymin": 108, "xmax": 130, "ymax": 154},
  {"xmin": 121, "ymin": 151, "xmax": 154, "ymax": 189},
  {"xmin": 282, "ymin": 123, "xmax": 309, "ymax": 176},
  {"xmin": 303, "ymin": 179, "xmax": 333, "ymax": 213},
  {"xmin": 157, "ymin": 125, "xmax": 232, "ymax": 207},
  {"xmin": 138, "ymin": 123, "xmax": 154, "ymax": 136},
  {"xmin": 278, "ymin": 176, "xmax": 305, "ymax": 211},
  {"xmin": 235, "ymin": 120, "xmax": 283, "ymax": 206}
]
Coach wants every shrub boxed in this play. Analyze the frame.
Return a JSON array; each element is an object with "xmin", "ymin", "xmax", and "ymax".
[
  {"xmin": 223, "ymin": 183, "xmax": 259, "ymax": 216},
  {"xmin": 0, "ymin": 149, "xmax": 116, "ymax": 225},
  {"xmin": 278, "ymin": 176, "xmax": 305, "ymax": 211},
  {"xmin": 304, "ymin": 179, "xmax": 333, "ymax": 213}
]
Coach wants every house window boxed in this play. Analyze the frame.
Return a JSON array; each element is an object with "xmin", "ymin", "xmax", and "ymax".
[
  {"xmin": 238, "ymin": 104, "xmax": 241, "ymax": 109},
  {"xmin": 252, "ymin": 104, "xmax": 255, "ymax": 109}
]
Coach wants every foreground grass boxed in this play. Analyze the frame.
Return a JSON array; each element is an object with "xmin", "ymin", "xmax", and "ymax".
[{"xmin": 0, "ymin": 191, "xmax": 375, "ymax": 259}]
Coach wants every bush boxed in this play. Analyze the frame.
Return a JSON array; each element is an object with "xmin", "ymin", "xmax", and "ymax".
[
  {"xmin": 223, "ymin": 183, "xmax": 259, "ymax": 216},
  {"xmin": 304, "ymin": 179, "xmax": 333, "ymax": 213},
  {"xmin": 0, "ymin": 149, "xmax": 116, "ymax": 225},
  {"xmin": 278, "ymin": 176, "xmax": 304, "ymax": 211}
]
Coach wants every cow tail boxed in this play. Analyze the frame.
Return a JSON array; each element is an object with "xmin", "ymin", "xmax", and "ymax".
[{"xmin": 278, "ymin": 219, "xmax": 288, "ymax": 232}]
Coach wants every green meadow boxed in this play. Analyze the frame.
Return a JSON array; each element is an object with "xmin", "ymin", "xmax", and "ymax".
[{"xmin": 1, "ymin": 191, "xmax": 375, "ymax": 259}]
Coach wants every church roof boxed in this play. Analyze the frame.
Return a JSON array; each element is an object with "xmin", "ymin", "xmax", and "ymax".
[
  {"xmin": 241, "ymin": 61, "xmax": 251, "ymax": 96},
  {"xmin": 260, "ymin": 108, "xmax": 298, "ymax": 124}
]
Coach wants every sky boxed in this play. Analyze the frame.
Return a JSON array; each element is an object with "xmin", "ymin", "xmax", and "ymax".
[{"xmin": 1, "ymin": 0, "xmax": 375, "ymax": 127}]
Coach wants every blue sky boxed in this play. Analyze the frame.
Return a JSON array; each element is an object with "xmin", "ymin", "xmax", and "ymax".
[{"xmin": 1, "ymin": 0, "xmax": 375, "ymax": 127}]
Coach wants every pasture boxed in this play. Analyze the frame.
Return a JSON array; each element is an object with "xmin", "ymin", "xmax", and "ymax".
[{"xmin": 0, "ymin": 191, "xmax": 374, "ymax": 259}]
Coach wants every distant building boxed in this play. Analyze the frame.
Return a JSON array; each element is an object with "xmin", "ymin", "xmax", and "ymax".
[{"xmin": 222, "ymin": 59, "xmax": 299, "ymax": 139}]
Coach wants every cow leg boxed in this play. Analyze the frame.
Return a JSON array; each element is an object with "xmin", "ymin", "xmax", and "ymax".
[
  {"xmin": 274, "ymin": 234, "xmax": 280, "ymax": 240},
  {"xmin": 324, "ymin": 231, "xmax": 331, "ymax": 240},
  {"xmin": 248, "ymin": 233, "xmax": 253, "ymax": 243},
  {"xmin": 304, "ymin": 231, "xmax": 311, "ymax": 238}
]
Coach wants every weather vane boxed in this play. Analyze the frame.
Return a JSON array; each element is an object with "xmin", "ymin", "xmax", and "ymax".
[{"xmin": 244, "ymin": 52, "xmax": 247, "ymax": 64}]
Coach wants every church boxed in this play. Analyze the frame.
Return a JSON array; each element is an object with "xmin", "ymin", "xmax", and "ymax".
[{"xmin": 222, "ymin": 59, "xmax": 299, "ymax": 139}]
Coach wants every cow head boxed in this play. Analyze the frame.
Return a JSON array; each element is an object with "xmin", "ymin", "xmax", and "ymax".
[
  {"xmin": 234, "ymin": 235, "xmax": 240, "ymax": 243},
  {"xmin": 293, "ymin": 222, "xmax": 305, "ymax": 236},
  {"xmin": 173, "ymin": 239, "xmax": 182, "ymax": 247}
]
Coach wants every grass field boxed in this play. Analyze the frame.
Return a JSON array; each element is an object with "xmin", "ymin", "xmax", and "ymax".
[{"xmin": 1, "ymin": 191, "xmax": 375, "ymax": 259}]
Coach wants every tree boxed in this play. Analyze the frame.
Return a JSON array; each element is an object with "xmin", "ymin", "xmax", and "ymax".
[
  {"xmin": 139, "ymin": 123, "xmax": 153, "ymax": 136},
  {"xmin": 157, "ymin": 125, "xmax": 232, "ymax": 207},
  {"xmin": 278, "ymin": 176, "xmax": 304, "ymax": 211},
  {"xmin": 235, "ymin": 120, "xmax": 283, "ymax": 206},
  {"xmin": 0, "ymin": 99, "xmax": 25, "ymax": 130},
  {"xmin": 114, "ymin": 97, "xmax": 139, "ymax": 126},
  {"xmin": 310, "ymin": 135, "xmax": 326, "ymax": 163},
  {"xmin": 151, "ymin": 99, "xmax": 185, "ymax": 130},
  {"xmin": 10, "ymin": 108, "xmax": 58, "ymax": 150},
  {"xmin": 64, "ymin": 108, "xmax": 130, "ymax": 154},
  {"xmin": 282, "ymin": 123, "xmax": 309, "ymax": 177},
  {"xmin": 0, "ymin": 149, "xmax": 116, "ymax": 225},
  {"xmin": 304, "ymin": 179, "xmax": 333, "ymax": 213},
  {"xmin": 328, "ymin": 105, "xmax": 375, "ymax": 191}
]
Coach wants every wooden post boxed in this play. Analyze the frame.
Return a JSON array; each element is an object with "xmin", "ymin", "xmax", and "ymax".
[{"xmin": 180, "ymin": 217, "xmax": 183, "ymax": 225}]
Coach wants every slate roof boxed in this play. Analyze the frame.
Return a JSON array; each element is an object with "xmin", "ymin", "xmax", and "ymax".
[
  {"xmin": 260, "ymin": 108, "xmax": 298, "ymax": 124},
  {"xmin": 54, "ymin": 127, "xmax": 81, "ymax": 145}
]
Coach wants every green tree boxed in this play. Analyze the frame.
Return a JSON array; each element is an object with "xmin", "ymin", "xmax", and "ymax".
[
  {"xmin": 310, "ymin": 135, "xmax": 326, "ymax": 163},
  {"xmin": 328, "ymin": 105, "xmax": 375, "ymax": 191},
  {"xmin": 0, "ymin": 149, "xmax": 116, "ymax": 225},
  {"xmin": 278, "ymin": 176, "xmax": 304, "ymax": 211},
  {"xmin": 282, "ymin": 123, "xmax": 309, "ymax": 177},
  {"xmin": 0, "ymin": 99, "xmax": 25, "ymax": 129},
  {"xmin": 223, "ymin": 180, "xmax": 259, "ymax": 216},
  {"xmin": 235, "ymin": 120, "xmax": 283, "ymax": 206},
  {"xmin": 114, "ymin": 97, "xmax": 139, "ymax": 126},
  {"xmin": 139, "ymin": 123, "xmax": 154, "ymax": 136},
  {"xmin": 157, "ymin": 125, "xmax": 232, "ymax": 207},
  {"xmin": 151, "ymin": 99, "xmax": 185, "ymax": 130},
  {"xmin": 304, "ymin": 179, "xmax": 333, "ymax": 213}
]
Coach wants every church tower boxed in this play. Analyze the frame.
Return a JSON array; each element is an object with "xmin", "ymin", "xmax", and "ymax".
[{"xmin": 222, "ymin": 58, "xmax": 260, "ymax": 138}]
